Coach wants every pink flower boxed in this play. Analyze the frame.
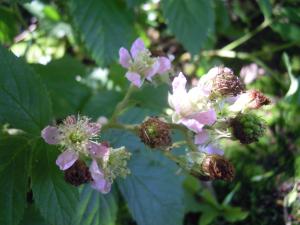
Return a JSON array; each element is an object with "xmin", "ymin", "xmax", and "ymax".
[
  {"xmin": 199, "ymin": 144, "xmax": 224, "ymax": 155},
  {"xmin": 240, "ymin": 63, "xmax": 265, "ymax": 84},
  {"xmin": 119, "ymin": 38, "xmax": 171, "ymax": 87},
  {"xmin": 55, "ymin": 149, "xmax": 79, "ymax": 170},
  {"xmin": 90, "ymin": 160, "xmax": 111, "ymax": 194},
  {"xmin": 168, "ymin": 72, "xmax": 217, "ymax": 133}
]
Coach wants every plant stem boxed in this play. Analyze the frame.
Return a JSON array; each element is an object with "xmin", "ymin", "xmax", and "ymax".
[
  {"xmin": 169, "ymin": 123, "xmax": 198, "ymax": 152},
  {"xmin": 110, "ymin": 84, "xmax": 136, "ymax": 122},
  {"xmin": 221, "ymin": 20, "xmax": 271, "ymax": 51}
]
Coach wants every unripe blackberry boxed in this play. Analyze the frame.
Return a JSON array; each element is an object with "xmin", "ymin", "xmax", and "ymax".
[
  {"xmin": 212, "ymin": 67, "xmax": 245, "ymax": 97},
  {"xmin": 138, "ymin": 117, "xmax": 172, "ymax": 148},
  {"xmin": 230, "ymin": 113, "xmax": 266, "ymax": 144},
  {"xmin": 64, "ymin": 160, "xmax": 92, "ymax": 186}
]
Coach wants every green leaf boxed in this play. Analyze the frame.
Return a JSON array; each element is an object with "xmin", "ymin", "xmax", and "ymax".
[
  {"xmin": 0, "ymin": 6, "xmax": 18, "ymax": 45},
  {"xmin": 31, "ymin": 141, "xmax": 79, "ymax": 225},
  {"xmin": 103, "ymin": 108, "xmax": 185, "ymax": 225},
  {"xmin": 126, "ymin": 0, "xmax": 147, "ymax": 8},
  {"xmin": 132, "ymin": 84, "xmax": 169, "ymax": 112},
  {"xmin": 161, "ymin": 0, "xmax": 214, "ymax": 54},
  {"xmin": 0, "ymin": 46, "xmax": 52, "ymax": 135},
  {"xmin": 20, "ymin": 205, "xmax": 50, "ymax": 225},
  {"xmin": 222, "ymin": 206, "xmax": 248, "ymax": 222},
  {"xmin": 73, "ymin": 185, "xmax": 118, "ymax": 225},
  {"xmin": 283, "ymin": 53, "xmax": 300, "ymax": 103},
  {"xmin": 198, "ymin": 210, "xmax": 218, "ymax": 225},
  {"xmin": 32, "ymin": 56, "xmax": 91, "ymax": 119},
  {"xmin": 69, "ymin": 0, "xmax": 135, "ymax": 66},
  {"xmin": 0, "ymin": 135, "xmax": 30, "ymax": 225},
  {"xmin": 257, "ymin": 0, "xmax": 272, "ymax": 21},
  {"xmin": 82, "ymin": 90, "xmax": 122, "ymax": 119}
]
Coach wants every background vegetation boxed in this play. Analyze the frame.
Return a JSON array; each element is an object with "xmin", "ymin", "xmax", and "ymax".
[{"xmin": 0, "ymin": 0, "xmax": 299, "ymax": 225}]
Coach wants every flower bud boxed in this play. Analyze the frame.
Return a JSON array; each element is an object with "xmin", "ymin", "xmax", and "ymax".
[
  {"xmin": 64, "ymin": 160, "xmax": 92, "ymax": 186},
  {"xmin": 201, "ymin": 154, "xmax": 235, "ymax": 181},
  {"xmin": 211, "ymin": 67, "xmax": 245, "ymax": 97},
  {"xmin": 230, "ymin": 113, "xmax": 266, "ymax": 144},
  {"xmin": 138, "ymin": 117, "xmax": 172, "ymax": 148},
  {"xmin": 105, "ymin": 147, "xmax": 131, "ymax": 181}
]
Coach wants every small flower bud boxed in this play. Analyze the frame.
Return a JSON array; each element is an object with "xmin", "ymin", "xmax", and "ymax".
[
  {"xmin": 230, "ymin": 113, "xmax": 266, "ymax": 144},
  {"xmin": 211, "ymin": 67, "xmax": 245, "ymax": 97},
  {"xmin": 64, "ymin": 160, "xmax": 92, "ymax": 186},
  {"xmin": 201, "ymin": 154, "xmax": 235, "ymax": 181},
  {"xmin": 138, "ymin": 117, "xmax": 172, "ymax": 148}
]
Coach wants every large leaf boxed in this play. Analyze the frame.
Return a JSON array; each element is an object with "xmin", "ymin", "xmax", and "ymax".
[
  {"xmin": 0, "ymin": 46, "xmax": 52, "ymax": 135},
  {"xmin": 161, "ymin": 0, "xmax": 215, "ymax": 54},
  {"xmin": 32, "ymin": 56, "xmax": 91, "ymax": 119},
  {"xmin": 82, "ymin": 90, "xmax": 122, "ymax": 119},
  {"xmin": 0, "ymin": 135, "xmax": 30, "ymax": 225},
  {"xmin": 69, "ymin": 0, "xmax": 135, "ymax": 66},
  {"xmin": 103, "ymin": 108, "xmax": 185, "ymax": 225},
  {"xmin": 20, "ymin": 205, "xmax": 50, "ymax": 225},
  {"xmin": 31, "ymin": 141, "xmax": 79, "ymax": 225},
  {"xmin": 73, "ymin": 185, "xmax": 118, "ymax": 225}
]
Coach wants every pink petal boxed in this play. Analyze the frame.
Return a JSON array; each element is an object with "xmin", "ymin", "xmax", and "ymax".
[
  {"xmin": 64, "ymin": 115, "xmax": 77, "ymax": 125},
  {"xmin": 172, "ymin": 72, "xmax": 187, "ymax": 93},
  {"xmin": 145, "ymin": 60, "xmax": 160, "ymax": 80},
  {"xmin": 41, "ymin": 126, "xmax": 60, "ymax": 145},
  {"xmin": 200, "ymin": 144, "xmax": 224, "ymax": 155},
  {"xmin": 55, "ymin": 150, "xmax": 78, "ymax": 171},
  {"xmin": 90, "ymin": 160, "xmax": 111, "ymax": 194},
  {"xmin": 179, "ymin": 118, "xmax": 204, "ymax": 133},
  {"xmin": 130, "ymin": 38, "xmax": 145, "ymax": 59},
  {"xmin": 119, "ymin": 47, "xmax": 131, "ymax": 68},
  {"xmin": 87, "ymin": 141, "xmax": 109, "ymax": 159},
  {"xmin": 194, "ymin": 130, "xmax": 209, "ymax": 144},
  {"xmin": 87, "ymin": 122, "xmax": 101, "ymax": 135},
  {"xmin": 125, "ymin": 71, "xmax": 142, "ymax": 88},
  {"xmin": 189, "ymin": 109, "xmax": 216, "ymax": 126},
  {"xmin": 157, "ymin": 57, "xmax": 171, "ymax": 74}
]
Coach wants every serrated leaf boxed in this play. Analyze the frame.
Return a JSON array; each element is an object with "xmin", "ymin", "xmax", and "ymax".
[
  {"xmin": 103, "ymin": 108, "xmax": 185, "ymax": 225},
  {"xmin": 161, "ymin": 0, "xmax": 214, "ymax": 54},
  {"xmin": 0, "ymin": 46, "xmax": 52, "ymax": 135},
  {"xmin": 31, "ymin": 141, "xmax": 79, "ymax": 225},
  {"xmin": 32, "ymin": 56, "xmax": 91, "ymax": 119},
  {"xmin": 0, "ymin": 135, "xmax": 30, "ymax": 225},
  {"xmin": 69, "ymin": 0, "xmax": 135, "ymax": 66},
  {"xmin": 73, "ymin": 185, "xmax": 118, "ymax": 225}
]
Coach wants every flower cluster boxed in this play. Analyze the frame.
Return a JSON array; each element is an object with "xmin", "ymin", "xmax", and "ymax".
[{"xmin": 41, "ymin": 115, "xmax": 131, "ymax": 193}]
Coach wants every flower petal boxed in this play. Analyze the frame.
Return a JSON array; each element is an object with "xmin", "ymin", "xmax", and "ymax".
[
  {"xmin": 90, "ymin": 160, "xmax": 111, "ymax": 194},
  {"xmin": 87, "ymin": 141, "xmax": 109, "ymax": 159},
  {"xmin": 119, "ymin": 47, "xmax": 131, "ymax": 68},
  {"xmin": 189, "ymin": 109, "xmax": 216, "ymax": 126},
  {"xmin": 55, "ymin": 150, "xmax": 78, "ymax": 171},
  {"xmin": 157, "ymin": 57, "xmax": 171, "ymax": 74},
  {"xmin": 145, "ymin": 60, "xmax": 160, "ymax": 80},
  {"xmin": 179, "ymin": 118, "xmax": 204, "ymax": 133},
  {"xmin": 172, "ymin": 72, "xmax": 187, "ymax": 93},
  {"xmin": 125, "ymin": 71, "xmax": 142, "ymax": 88},
  {"xmin": 200, "ymin": 144, "xmax": 224, "ymax": 155},
  {"xmin": 194, "ymin": 130, "xmax": 209, "ymax": 144},
  {"xmin": 87, "ymin": 122, "xmax": 101, "ymax": 135},
  {"xmin": 130, "ymin": 38, "xmax": 145, "ymax": 59},
  {"xmin": 41, "ymin": 126, "xmax": 60, "ymax": 145}
]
